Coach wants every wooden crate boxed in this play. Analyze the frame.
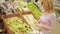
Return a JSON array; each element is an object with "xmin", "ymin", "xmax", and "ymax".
[
  {"xmin": 21, "ymin": 11, "xmax": 38, "ymax": 30},
  {"xmin": 1, "ymin": 13, "xmax": 32, "ymax": 34}
]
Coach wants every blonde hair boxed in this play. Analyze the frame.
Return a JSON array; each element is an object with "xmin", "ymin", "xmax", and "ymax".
[{"xmin": 42, "ymin": 0, "xmax": 55, "ymax": 13}]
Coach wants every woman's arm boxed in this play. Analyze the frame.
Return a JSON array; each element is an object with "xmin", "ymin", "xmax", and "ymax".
[
  {"xmin": 36, "ymin": 20, "xmax": 51, "ymax": 30},
  {"xmin": 40, "ymin": 23, "xmax": 51, "ymax": 30}
]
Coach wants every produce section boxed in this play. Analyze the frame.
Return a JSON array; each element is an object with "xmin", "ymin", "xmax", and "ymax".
[
  {"xmin": 14, "ymin": 0, "xmax": 42, "ymax": 19},
  {"xmin": 0, "ymin": 0, "xmax": 42, "ymax": 34},
  {"xmin": 0, "ymin": 0, "xmax": 59, "ymax": 34}
]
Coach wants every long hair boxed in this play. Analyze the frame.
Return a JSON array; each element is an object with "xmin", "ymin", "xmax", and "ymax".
[{"xmin": 42, "ymin": 0, "xmax": 55, "ymax": 13}]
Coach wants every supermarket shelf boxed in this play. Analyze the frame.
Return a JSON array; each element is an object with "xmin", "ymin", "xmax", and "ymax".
[
  {"xmin": 55, "ymin": 7, "xmax": 60, "ymax": 11},
  {"xmin": 54, "ymin": 0, "xmax": 60, "ymax": 11}
]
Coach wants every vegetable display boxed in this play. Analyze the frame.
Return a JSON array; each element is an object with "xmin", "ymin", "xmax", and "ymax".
[
  {"xmin": 23, "ymin": 14, "xmax": 38, "ymax": 30},
  {"xmin": 5, "ymin": 1, "xmax": 43, "ymax": 34},
  {"xmin": 6, "ymin": 17, "xmax": 32, "ymax": 34},
  {"xmin": 14, "ymin": 0, "xmax": 42, "ymax": 19},
  {"xmin": 14, "ymin": 0, "xmax": 30, "ymax": 12},
  {"xmin": 27, "ymin": 3, "xmax": 42, "ymax": 19}
]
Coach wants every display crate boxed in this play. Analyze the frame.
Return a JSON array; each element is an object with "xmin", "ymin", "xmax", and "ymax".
[
  {"xmin": 1, "ymin": 13, "xmax": 32, "ymax": 34},
  {"xmin": 21, "ymin": 11, "xmax": 38, "ymax": 31}
]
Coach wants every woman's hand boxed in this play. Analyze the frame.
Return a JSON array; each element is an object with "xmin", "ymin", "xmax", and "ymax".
[
  {"xmin": 36, "ymin": 22, "xmax": 42, "ymax": 28},
  {"xmin": 36, "ymin": 20, "xmax": 42, "ymax": 28}
]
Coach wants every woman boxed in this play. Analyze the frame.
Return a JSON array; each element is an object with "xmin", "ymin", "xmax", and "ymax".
[{"xmin": 37, "ymin": 0, "xmax": 56, "ymax": 34}]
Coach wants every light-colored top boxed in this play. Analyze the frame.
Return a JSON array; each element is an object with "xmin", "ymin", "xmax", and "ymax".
[{"xmin": 39, "ymin": 13, "xmax": 56, "ymax": 34}]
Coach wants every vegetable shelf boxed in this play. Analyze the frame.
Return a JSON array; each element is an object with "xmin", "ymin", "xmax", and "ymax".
[
  {"xmin": 27, "ymin": 3, "xmax": 42, "ymax": 19},
  {"xmin": 2, "ymin": 13, "xmax": 32, "ymax": 34}
]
